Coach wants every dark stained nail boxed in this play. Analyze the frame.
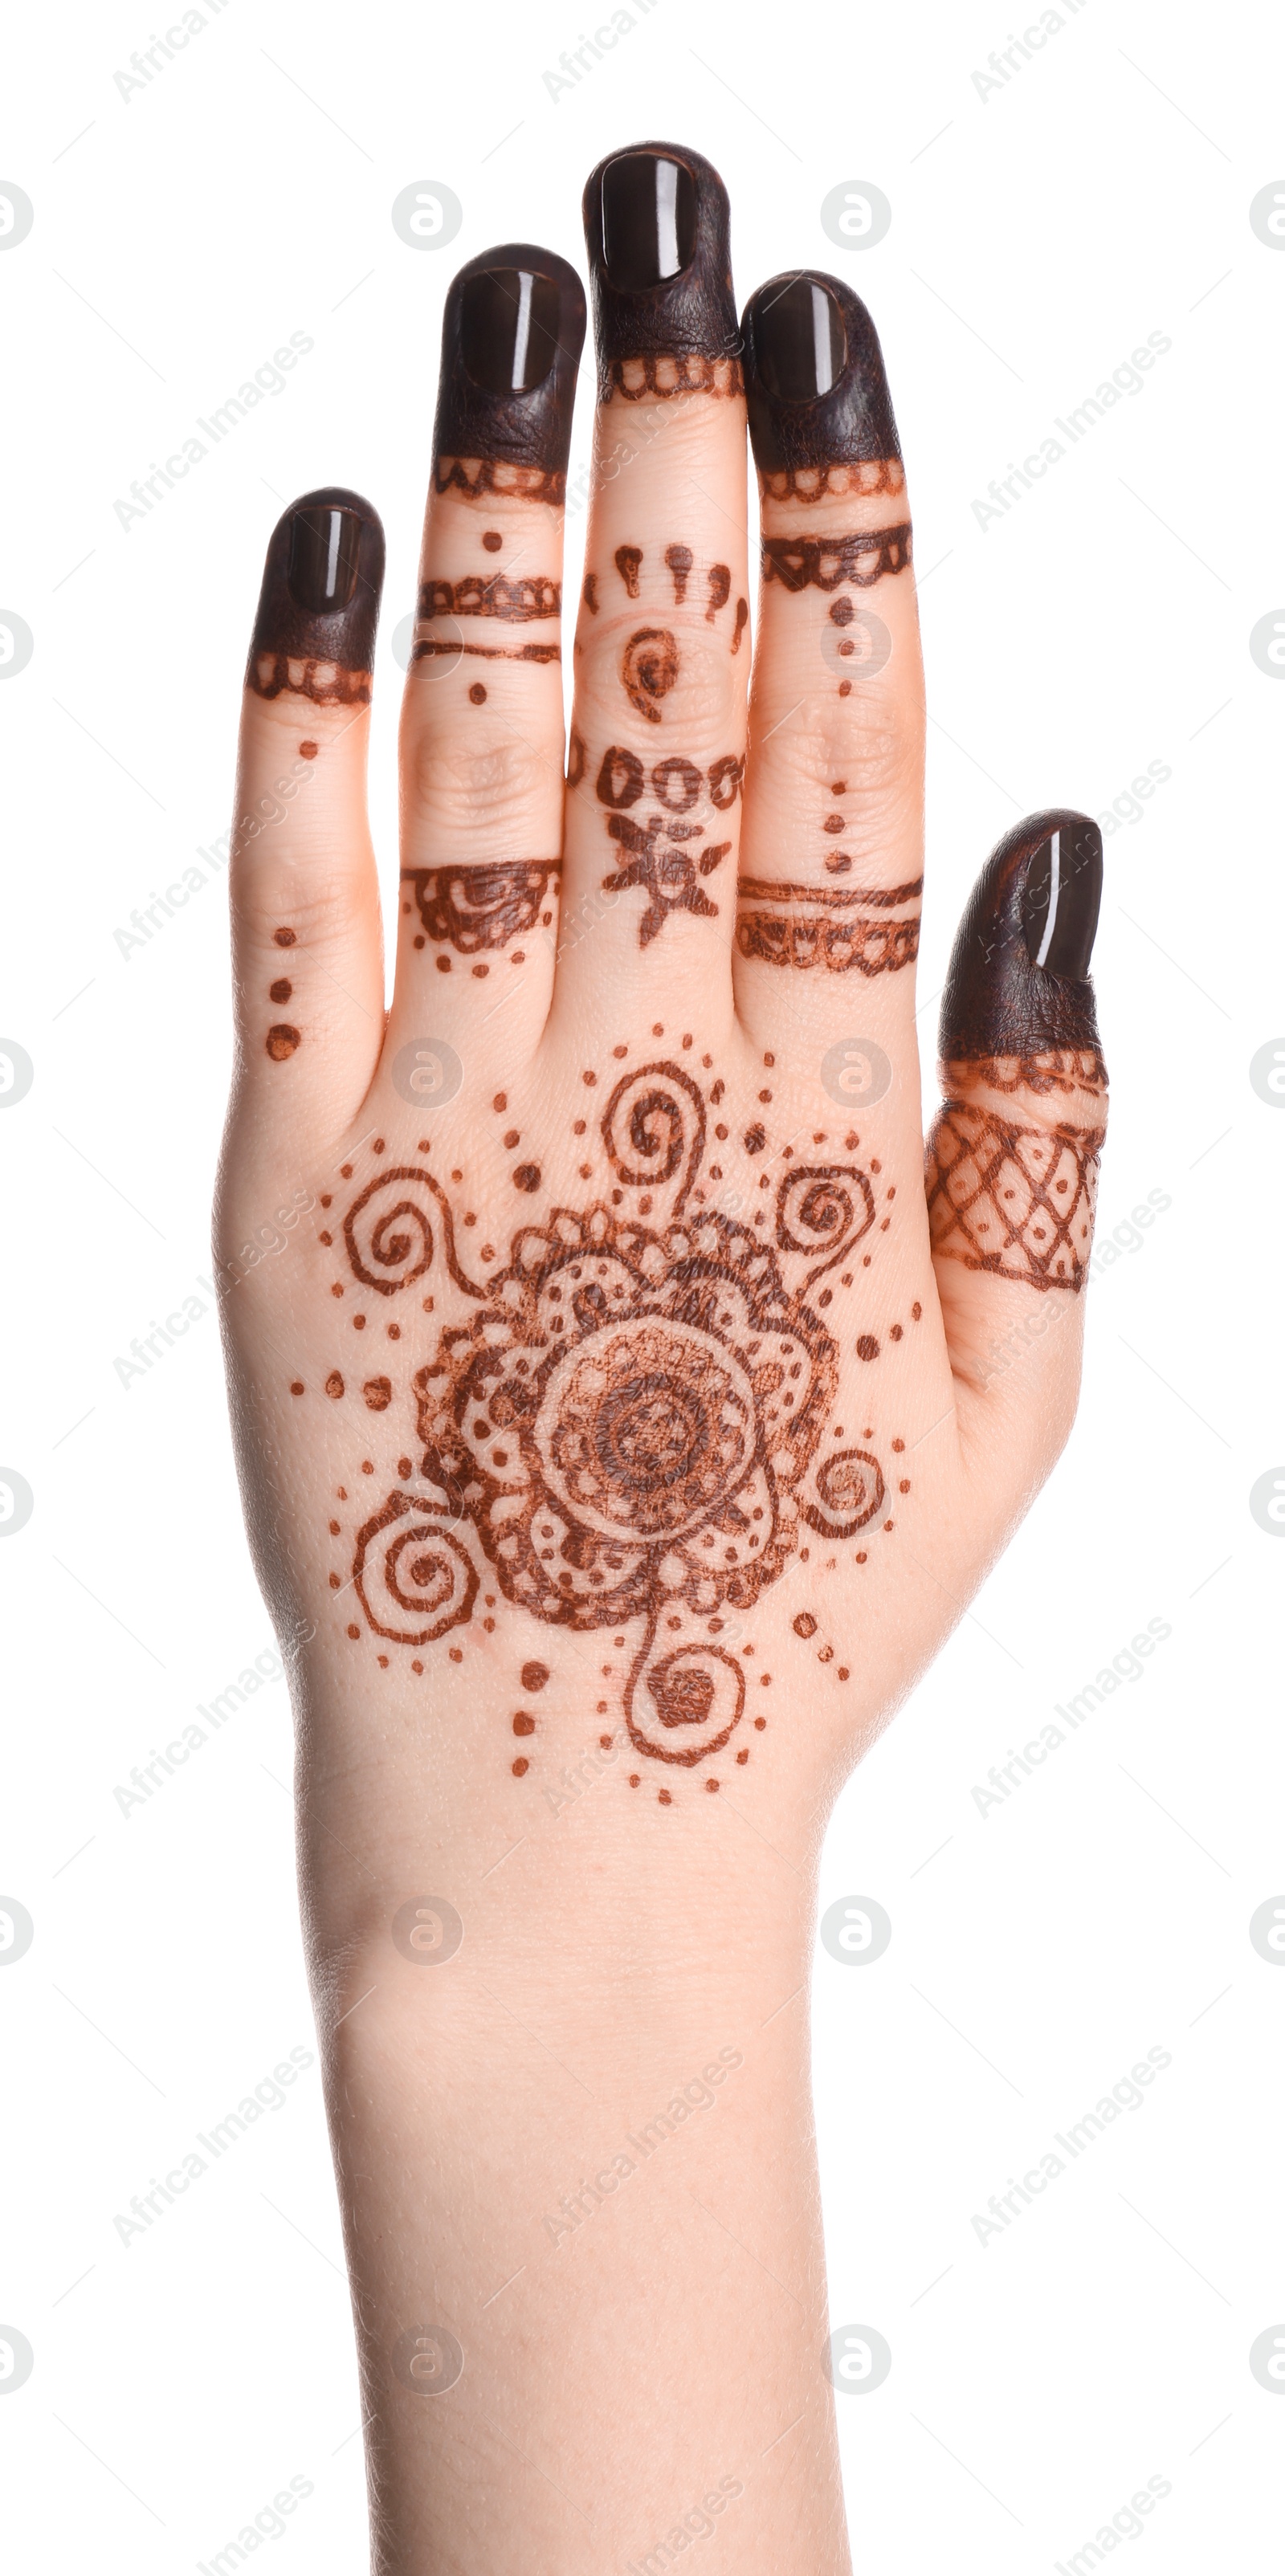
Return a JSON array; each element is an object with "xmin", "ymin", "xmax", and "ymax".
[
  {"xmin": 288, "ymin": 504, "xmax": 362, "ymax": 613},
  {"xmin": 434, "ymin": 243, "xmax": 586, "ymax": 491},
  {"xmin": 940, "ymin": 812, "xmax": 1104, "ymax": 1065},
  {"xmin": 751, "ymin": 275, "xmax": 846, "ymax": 401},
  {"xmin": 600, "ymin": 149, "xmax": 697, "ymax": 287},
  {"xmin": 459, "ymin": 265, "xmax": 563, "ymax": 393},
  {"xmin": 247, "ymin": 486, "xmax": 385, "ymax": 703},
  {"xmin": 1022, "ymin": 822, "xmax": 1102, "ymax": 977},
  {"xmin": 583, "ymin": 141, "xmax": 740, "ymax": 402},
  {"xmin": 742, "ymin": 271, "xmax": 900, "ymax": 472}
]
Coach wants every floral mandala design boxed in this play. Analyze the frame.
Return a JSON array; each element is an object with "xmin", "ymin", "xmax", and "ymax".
[
  {"xmin": 411, "ymin": 1205, "xmax": 861, "ymax": 1766},
  {"xmin": 333, "ymin": 1063, "xmax": 893, "ymax": 1781}
]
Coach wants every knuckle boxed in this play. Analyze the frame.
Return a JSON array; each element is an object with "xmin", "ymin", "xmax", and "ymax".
[
  {"xmin": 764, "ymin": 691, "xmax": 918, "ymax": 805},
  {"xmin": 410, "ymin": 729, "xmax": 556, "ymax": 835}
]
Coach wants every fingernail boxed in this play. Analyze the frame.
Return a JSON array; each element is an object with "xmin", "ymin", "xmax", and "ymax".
[
  {"xmin": 459, "ymin": 264, "xmax": 563, "ymax": 393},
  {"xmin": 742, "ymin": 271, "xmax": 900, "ymax": 486},
  {"xmin": 583, "ymin": 141, "xmax": 740, "ymax": 403},
  {"xmin": 1022, "ymin": 820, "xmax": 1103, "ymax": 977},
  {"xmin": 288, "ymin": 503, "xmax": 362, "ymax": 613},
  {"xmin": 751, "ymin": 275, "xmax": 846, "ymax": 400},
  {"xmin": 940, "ymin": 811, "xmax": 1104, "ymax": 1067},
  {"xmin": 247, "ymin": 486, "xmax": 385, "ymax": 706},
  {"xmin": 434, "ymin": 243, "xmax": 586, "ymax": 502},
  {"xmin": 600, "ymin": 149, "xmax": 696, "ymax": 287}
]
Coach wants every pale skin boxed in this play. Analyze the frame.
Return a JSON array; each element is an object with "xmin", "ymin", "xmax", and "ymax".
[{"xmin": 215, "ymin": 163, "xmax": 1106, "ymax": 2576}]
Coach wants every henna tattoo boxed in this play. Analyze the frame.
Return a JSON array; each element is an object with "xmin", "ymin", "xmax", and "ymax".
[
  {"xmin": 925, "ymin": 1107, "xmax": 1103, "ymax": 1290},
  {"xmin": 418, "ymin": 573, "xmax": 561, "ymax": 621},
  {"xmin": 412, "ymin": 637, "xmax": 561, "ymax": 666},
  {"xmin": 621, "ymin": 627, "xmax": 679, "ymax": 723},
  {"xmin": 344, "ymin": 1168, "xmax": 484, "ymax": 1300},
  {"xmin": 665, "ymin": 544, "xmax": 693, "ymax": 601},
  {"xmin": 736, "ymin": 875, "xmax": 922, "ymax": 976},
  {"xmin": 414, "ymin": 628, "xmax": 561, "ymax": 659},
  {"xmin": 604, "ymin": 353, "xmax": 744, "ymax": 401},
  {"xmin": 432, "ymin": 249, "xmax": 585, "ymax": 489},
  {"xmin": 583, "ymin": 573, "xmax": 599, "ymax": 613},
  {"xmin": 615, "ymin": 544, "xmax": 642, "ymax": 598},
  {"xmin": 736, "ymin": 916, "xmax": 919, "ymax": 974},
  {"xmin": 761, "ymin": 526, "xmax": 912, "ymax": 592},
  {"xmin": 354, "ymin": 1494, "xmax": 478, "ymax": 1645},
  {"xmin": 776, "ymin": 1165, "xmax": 875, "ymax": 1286},
  {"xmin": 414, "ymin": 1204, "xmax": 840, "ymax": 1765},
  {"xmin": 731, "ymin": 598, "xmax": 749, "ymax": 653},
  {"xmin": 433, "ymin": 457, "xmax": 568, "ymax": 505},
  {"xmin": 805, "ymin": 1449, "xmax": 885, "ymax": 1539},
  {"xmin": 706, "ymin": 564, "xmax": 730, "ymax": 620},
  {"xmin": 758, "ymin": 459, "xmax": 906, "ymax": 503},
  {"xmin": 932, "ymin": 813, "xmax": 1107, "ymax": 1286},
  {"xmin": 585, "ymin": 147, "xmax": 740, "ymax": 406},
  {"xmin": 601, "ymin": 1060, "xmax": 706, "ymax": 1213},
  {"xmin": 741, "ymin": 875, "xmax": 922, "ymax": 909},
  {"xmin": 742, "ymin": 274, "xmax": 901, "ymax": 479},
  {"xmin": 940, "ymin": 814, "xmax": 1103, "ymax": 1065},
  {"xmin": 943, "ymin": 1049, "xmax": 1108, "ymax": 1097},
  {"xmin": 246, "ymin": 488, "xmax": 384, "ymax": 706},
  {"xmin": 266, "ymin": 1024, "xmax": 301, "ymax": 1059},
  {"xmin": 401, "ymin": 862, "xmax": 561, "ymax": 955},
  {"xmin": 332, "ymin": 1049, "xmax": 904, "ymax": 1780},
  {"xmin": 595, "ymin": 747, "xmax": 743, "ymax": 811},
  {"xmin": 247, "ymin": 654, "xmax": 372, "ymax": 706},
  {"xmin": 708, "ymin": 755, "xmax": 744, "ymax": 809},
  {"xmin": 602, "ymin": 812, "xmax": 726, "ymax": 942}
]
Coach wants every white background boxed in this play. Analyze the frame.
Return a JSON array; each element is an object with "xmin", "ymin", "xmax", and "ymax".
[{"xmin": 1, "ymin": 0, "xmax": 1282, "ymax": 2566}]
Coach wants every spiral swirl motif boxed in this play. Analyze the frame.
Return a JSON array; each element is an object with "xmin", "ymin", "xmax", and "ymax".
[
  {"xmin": 600, "ymin": 1062, "xmax": 705, "ymax": 1211},
  {"xmin": 775, "ymin": 1164, "xmax": 875, "ymax": 1286},
  {"xmin": 626, "ymin": 1636, "xmax": 747, "ymax": 1767},
  {"xmin": 621, "ymin": 626, "xmax": 679, "ymax": 723},
  {"xmin": 354, "ymin": 1493, "xmax": 479, "ymax": 1644},
  {"xmin": 344, "ymin": 1168, "xmax": 437, "ymax": 1296},
  {"xmin": 804, "ymin": 1448, "xmax": 885, "ymax": 1539}
]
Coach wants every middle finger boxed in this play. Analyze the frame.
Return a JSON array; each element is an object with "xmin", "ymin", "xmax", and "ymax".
[{"xmin": 552, "ymin": 143, "xmax": 751, "ymax": 1039}]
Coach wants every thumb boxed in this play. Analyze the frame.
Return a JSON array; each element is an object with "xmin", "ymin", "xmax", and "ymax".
[{"xmin": 925, "ymin": 810, "xmax": 1108, "ymax": 1492}]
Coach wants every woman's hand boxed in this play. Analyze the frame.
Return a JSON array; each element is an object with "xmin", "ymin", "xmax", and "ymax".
[{"xmin": 214, "ymin": 141, "xmax": 1106, "ymax": 2576}]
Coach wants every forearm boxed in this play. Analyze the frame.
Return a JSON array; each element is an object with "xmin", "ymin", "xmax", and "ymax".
[{"xmin": 299, "ymin": 1704, "xmax": 848, "ymax": 2574}]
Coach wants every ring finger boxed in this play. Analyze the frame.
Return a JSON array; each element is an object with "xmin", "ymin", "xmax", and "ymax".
[{"xmin": 390, "ymin": 246, "xmax": 585, "ymax": 1079}]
